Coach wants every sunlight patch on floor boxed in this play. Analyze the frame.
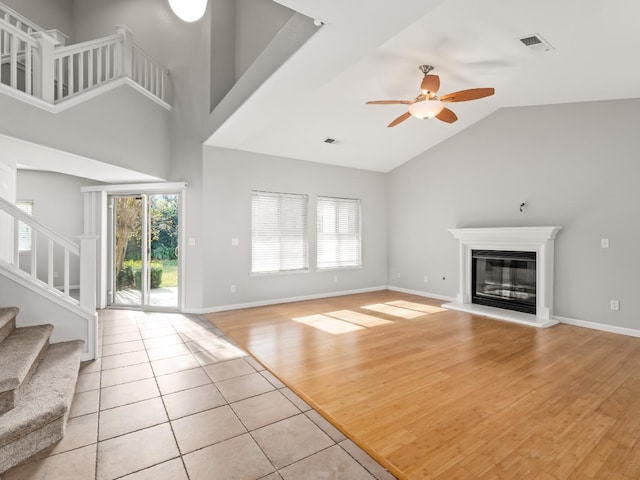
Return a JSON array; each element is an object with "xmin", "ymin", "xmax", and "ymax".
[
  {"xmin": 362, "ymin": 303, "xmax": 425, "ymax": 319},
  {"xmin": 386, "ymin": 300, "xmax": 447, "ymax": 314},
  {"xmin": 327, "ymin": 310, "xmax": 393, "ymax": 327},
  {"xmin": 292, "ymin": 314, "xmax": 364, "ymax": 334}
]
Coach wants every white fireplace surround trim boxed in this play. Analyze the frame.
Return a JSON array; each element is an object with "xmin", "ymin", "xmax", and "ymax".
[{"xmin": 444, "ymin": 226, "xmax": 562, "ymax": 328}]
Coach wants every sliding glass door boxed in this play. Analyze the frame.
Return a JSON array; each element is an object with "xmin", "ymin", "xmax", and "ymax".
[{"xmin": 111, "ymin": 193, "xmax": 180, "ymax": 309}]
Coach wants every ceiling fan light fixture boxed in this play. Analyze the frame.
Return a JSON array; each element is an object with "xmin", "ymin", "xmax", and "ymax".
[
  {"xmin": 168, "ymin": 0, "xmax": 208, "ymax": 22},
  {"xmin": 408, "ymin": 99, "xmax": 445, "ymax": 119}
]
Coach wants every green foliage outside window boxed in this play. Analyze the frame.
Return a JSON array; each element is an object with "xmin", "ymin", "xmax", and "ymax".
[{"xmin": 117, "ymin": 260, "xmax": 163, "ymax": 289}]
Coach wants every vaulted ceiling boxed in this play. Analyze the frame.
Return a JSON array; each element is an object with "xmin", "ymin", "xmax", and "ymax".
[{"xmin": 204, "ymin": 0, "xmax": 640, "ymax": 172}]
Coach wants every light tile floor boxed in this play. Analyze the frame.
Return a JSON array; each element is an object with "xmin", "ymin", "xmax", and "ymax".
[{"xmin": 3, "ymin": 310, "xmax": 396, "ymax": 480}]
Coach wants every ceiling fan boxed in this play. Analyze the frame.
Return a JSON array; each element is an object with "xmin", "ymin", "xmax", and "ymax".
[{"xmin": 366, "ymin": 65, "xmax": 495, "ymax": 127}]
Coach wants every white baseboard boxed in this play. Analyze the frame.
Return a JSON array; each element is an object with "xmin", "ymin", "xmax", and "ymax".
[
  {"xmin": 185, "ymin": 286, "xmax": 389, "ymax": 314},
  {"xmin": 387, "ymin": 286, "xmax": 456, "ymax": 303},
  {"xmin": 555, "ymin": 315, "xmax": 640, "ymax": 338}
]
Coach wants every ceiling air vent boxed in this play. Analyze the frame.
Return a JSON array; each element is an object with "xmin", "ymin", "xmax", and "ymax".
[{"xmin": 518, "ymin": 33, "xmax": 554, "ymax": 52}]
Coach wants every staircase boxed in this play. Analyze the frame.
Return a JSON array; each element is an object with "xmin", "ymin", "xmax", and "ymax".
[
  {"xmin": 0, "ymin": 196, "xmax": 98, "ymax": 361},
  {"xmin": 0, "ymin": 1, "xmax": 170, "ymax": 111},
  {"xmin": 0, "ymin": 306, "xmax": 83, "ymax": 474}
]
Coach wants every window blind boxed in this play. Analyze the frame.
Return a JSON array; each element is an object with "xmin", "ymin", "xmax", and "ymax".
[
  {"xmin": 17, "ymin": 200, "xmax": 33, "ymax": 252},
  {"xmin": 251, "ymin": 191, "xmax": 309, "ymax": 274},
  {"xmin": 317, "ymin": 196, "xmax": 361, "ymax": 269}
]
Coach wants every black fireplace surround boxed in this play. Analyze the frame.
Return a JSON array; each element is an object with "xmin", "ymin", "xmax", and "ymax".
[{"xmin": 471, "ymin": 250, "xmax": 536, "ymax": 315}]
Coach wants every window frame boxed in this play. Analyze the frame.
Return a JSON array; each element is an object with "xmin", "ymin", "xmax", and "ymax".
[
  {"xmin": 316, "ymin": 195, "xmax": 362, "ymax": 271},
  {"xmin": 16, "ymin": 200, "xmax": 34, "ymax": 253},
  {"xmin": 250, "ymin": 190, "xmax": 309, "ymax": 276}
]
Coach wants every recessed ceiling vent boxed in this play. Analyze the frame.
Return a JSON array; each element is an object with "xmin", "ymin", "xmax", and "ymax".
[{"xmin": 518, "ymin": 33, "xmax": 554, "ymax": 52}]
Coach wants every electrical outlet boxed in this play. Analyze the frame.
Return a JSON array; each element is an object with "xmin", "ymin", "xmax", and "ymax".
[
  {"xmin": 231, "ymin": 285, "xmax": 236, "ymax": 293},
  {"xmin": 423, "ymin": 275, "xmax": 429, "ymax": 283},
  {"xmin": 231, "ymin": 238, "xmax": 239, "ymax": 246},
  {"xmin": 333, "ymin": 275, "xmax": 338, "ymax": 283},
  {"xmin": 610, "ymin": 300, "xmax": 619, "ymax": 311},
  {"xmin": 601, "ymin": 238, "xmax": 610, "ymax": 249},
  {"xmin": 396, "ymin": 272, "xmax": 401, "ymax": 279}
]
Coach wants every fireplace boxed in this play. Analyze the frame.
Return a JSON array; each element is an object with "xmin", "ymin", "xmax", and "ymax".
[
  {"xmin": 472, "ymin": 250, "xmax": 536, "ymax": 314},
  {"xmin": 444, "ymin": 227, "xmax": 561, "ymax": 328}
]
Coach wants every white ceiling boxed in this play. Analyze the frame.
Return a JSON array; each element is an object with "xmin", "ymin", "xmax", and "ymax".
[{"xmin": 205, "ymin": 0, "xmax": 640, "ymax": 172}]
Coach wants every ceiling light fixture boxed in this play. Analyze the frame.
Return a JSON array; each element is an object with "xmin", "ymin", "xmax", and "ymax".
[
  {"xmin": 168, "ymin": 0, "xmax": 208, "ymax": 22},
  {"xmin": 408, "ymin": 99, "xmax": 445, "ymax": 119}
]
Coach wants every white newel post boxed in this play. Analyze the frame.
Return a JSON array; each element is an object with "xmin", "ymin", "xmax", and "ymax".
[
  {"xmin": 31, "ymin": 32, "xmax": 58, "ymax": 103},
  {"xmin": 78, "ymin": 234, "xmax": 99, "ymax": 312},
  {"xmin": 45, "ymin": 29, "xmax": 69, "ymax": 46},
  {"xmin": 114, "ymin": 24, "xmax": 134, "ymax": 78},
  {"xmin": 79, "ymin": 233, "xmax": 99, "ymax": 359}
]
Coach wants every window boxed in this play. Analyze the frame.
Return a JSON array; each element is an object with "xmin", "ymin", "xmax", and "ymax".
[
  {"xmin": 251, "ymin": 191, "xmax": 308, "ymax": 274},
  {"xmin": 317, "ymin": 196, "xmax": 361, "ymax": 269},
  {"xmin": 16, "ymin": 200, "xmax": 34, "ymax": 252}
]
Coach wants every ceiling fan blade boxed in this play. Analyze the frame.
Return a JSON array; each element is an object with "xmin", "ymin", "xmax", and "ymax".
[
  {"xmin": 387, "ymin": 112, "xmax": 412, "ymax": 128},
  {"xmin": 366, "ymin": 100, "xmax": 412, "ymax": 105},
  {"xmin": 440, "ymin": 87, "xmax": 495, "ymax": 102},
  {"xmin": 420, "ymin": 74, "xmax": 440, "ymax": 95},
  {"xmin": 436, "ymin": 107, "xmax": 458, "ymax": 124}
]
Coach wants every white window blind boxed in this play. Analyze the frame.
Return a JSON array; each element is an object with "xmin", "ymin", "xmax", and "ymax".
[
  {"xmin": 317, "ymin": 196, "xmax": 361, "ymax": 269},
  {"xmin": 251, "ymin": 191, "xmax": 309, "ymax": 274},
  {"xmin": 17, "ymin": 201, "xmax": 34, "ymax": 252}
]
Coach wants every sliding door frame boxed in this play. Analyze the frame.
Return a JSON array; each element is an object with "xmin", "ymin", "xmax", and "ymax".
[{"xmin": 82, "ymin": 182, "xmax": 186, "ymax": 312}]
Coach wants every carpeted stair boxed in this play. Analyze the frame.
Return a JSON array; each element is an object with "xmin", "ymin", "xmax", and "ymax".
[{"xmin": 0, "ymin": 307, "xmax": 83, "ymax": 474}]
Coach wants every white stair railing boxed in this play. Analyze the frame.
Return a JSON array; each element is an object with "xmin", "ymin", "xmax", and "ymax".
[{"xmin": 0, "ymin": 196, "xmax": 96, "ymax": 313}]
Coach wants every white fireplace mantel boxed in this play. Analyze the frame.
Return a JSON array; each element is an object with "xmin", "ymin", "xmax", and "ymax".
[{"xmin": 444, "ymin": 226, "xmax": 562, "ymax": 328}]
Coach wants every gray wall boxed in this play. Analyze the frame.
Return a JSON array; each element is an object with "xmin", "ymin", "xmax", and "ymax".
[
  {"xmin": 235, "ymin": 0, "xmax": 293, "ymax": 80},
  {"xmin": 0, "ymin": 87, "xmax": 171, "ymax": 181},
  {"xmin": 16, "ymin": 170, "xmax": 101, "ymax": 286},
  {"xmin": 210, "ymin": 0, "xmax": 295, "ymax": 111},
  {"xmin": 201, "ymin": 147, "xmax": 388, "ymax": 308},
  {"xmin": 388, "ymin": 98, "xmax": 640, "ymax": 330},
  {"xmin": 210, "ymin": 0, "xmax": 236, "ymax": 112}
]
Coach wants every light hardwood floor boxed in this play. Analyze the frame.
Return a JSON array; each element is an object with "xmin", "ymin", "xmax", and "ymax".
[{"xmin": 205, "ymin": 291, "xmax": 640, "ymax": 480}]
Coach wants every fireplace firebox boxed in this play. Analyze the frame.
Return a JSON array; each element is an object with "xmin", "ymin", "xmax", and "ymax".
[{"xmin": 471, "ymin": 250, "xmax": 536, "ymax": 315}]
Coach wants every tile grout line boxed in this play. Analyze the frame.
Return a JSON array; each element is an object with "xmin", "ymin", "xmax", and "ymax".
[
  {"xmin": 94, "ymin": 312, "xmax": 104, "ymax": 480},
  {"xmin": 144, "ymin": 311, "xmax": 191, "ymax": 480}
]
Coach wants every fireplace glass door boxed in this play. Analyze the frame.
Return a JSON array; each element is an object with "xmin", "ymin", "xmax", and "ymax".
[{"xmin": 472, "ymin": 250, "xmax": 536, "ymax": 314}]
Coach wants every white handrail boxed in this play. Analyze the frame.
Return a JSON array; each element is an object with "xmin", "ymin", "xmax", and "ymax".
[
  {"xmin": 0, "ymin": 196, "xmax": 82, "ymax": 305},
  {"xmin": 55, "ymin": 34, "xmax": 121, "ymax": 58},
  {"xmin": 0, "ymin": 2, "xmax": 47, "ymax": 36},
  {"xmin": 0, "ymin": 197, "xmax": 79, "ymax": 254},
  {"xmin": 132, "ymin": 43, "xmax": 170, "ymax": 103},
  {"xmin": 54, "ymin": 34, "xmax": 121, "ymax": 101}
]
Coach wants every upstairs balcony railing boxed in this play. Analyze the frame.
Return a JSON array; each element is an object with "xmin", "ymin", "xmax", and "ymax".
[
  {"xmin": 0, "ymin": 13, "xmax": 170, "ymax": 108},
  {"xmin": 0, "ymin": 2, "xmax": 46, "ymax": 36}
]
